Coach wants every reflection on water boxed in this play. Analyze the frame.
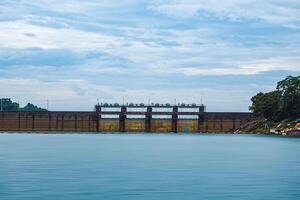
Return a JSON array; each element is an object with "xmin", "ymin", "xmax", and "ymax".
[{"xmin": 0, "ymin": 133, "xmax": 300, "ymax": 200}]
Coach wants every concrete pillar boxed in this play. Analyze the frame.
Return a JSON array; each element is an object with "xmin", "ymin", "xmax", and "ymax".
[
  {"xmin": 220, "ymin": 118, "xmax": 223, "ymax": 132},
  {"xmin": 49, "ymin": 113, "xmax": 51, "ymax": 130},
  {"xmin": 32, "ymin": 114, "xmax": 35, "ymax": 131},
  {"xmin": 18, "ymin": 112, "xmax": 21, "ymax": 130},
  {"xmin": 172, "ymin": 106, "xmax": 178, "ymax": 133},
  {"xmin": 232, "ymin": 118, "xmax": 236, "ymax": 130},
  {"xmin": 198, "ymin": 117, "xmax": 204, "ymax": 132},
  {"xmin": 95, "ymin": 104, "xmax": 101, "ymax": 132},
  {"xmin": 56, "ymin": 115, "xmax": 59, "ymax": 130},
  {"xmin": 62, "ymin": 115, "xmax": 64, "ymax": 131},
  {"xmin": 119, "ymin": 106, "xmax": 126, "ymax": 132},
  {"xmin": 198, "ymin": 107, "xmax": 204, "ymax": 133},
  {"xmin": 145, "ymin": 106, "xmax": 152, "ymax": 132},
  {"xmin": 88, "ymin": 115, "xmax": 91, "ymax": 131},
  {"xmin": 95, "ymin": 104, "xmax": 101, "ymax": 114},
  {"xmin": 81, "ymin": 116, "xmax": 84, "ymax": 131},
  {"xmin": 199, "ymin": 105, "xmax": 205, "ymax": 112},
  {"xmin": 75, "ymin": 114, "xmax": 78, "ymax": 131}
]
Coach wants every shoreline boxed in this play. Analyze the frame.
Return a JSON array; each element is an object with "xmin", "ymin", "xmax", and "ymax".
[{"xmin": 0, "ymin": 131, "xmax": 294, "ymax": 136}]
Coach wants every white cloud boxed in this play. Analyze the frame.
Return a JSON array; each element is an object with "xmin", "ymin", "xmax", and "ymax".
[
  {"xmin": 0, "ymin": 19, "xmax": 299, "ymax": 77},
  {"xmin": 150, "ymin": 0, "xmax": 300, "ymax": 27},
  {"xmin": 81, "ymin": 66, "xmax": 131, "ymax": 74},
  {"xmin": 0, "ymin": 21, "xmax": 122, "ymax": 50},
  {"xmin": 172, "ymin": 58, "xmax": 300, "ymax": 76},
  {"xmin": 0, "ymin": 0, "xmax": 300, "ymax": 111}
]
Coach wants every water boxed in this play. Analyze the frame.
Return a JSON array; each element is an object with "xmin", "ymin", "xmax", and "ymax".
[{"xmin": 1, "ymin": 133, "xmax": 300, "ymax": 200}]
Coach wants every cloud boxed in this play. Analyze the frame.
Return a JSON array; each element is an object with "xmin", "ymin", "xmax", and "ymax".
[
  {"xmin": 0, "ymin": 48, "xmax": 99, "ymax": 67},
  {"xmin": 150, "ymin": 0, "xmax": 300, "ymax": 27},
  {"xmin": 175, "ymin": 58, "xmax": 300, "ymax": 76},
  {"xmin": 0, "ymin": 1, "xmax": 299, "ymax": 111},
  {"xmin": 0, "ymin": 21, "xmax": 122, "ymax": 50},
  {"xmin": 0, "ymin": 19, "xmax": 299, "ymax": 77}
]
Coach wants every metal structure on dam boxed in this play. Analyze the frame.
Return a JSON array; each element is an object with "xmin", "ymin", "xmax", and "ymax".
[{"xmin": 0, "ymin": 103, "xmax": 254, "ymax": 133}]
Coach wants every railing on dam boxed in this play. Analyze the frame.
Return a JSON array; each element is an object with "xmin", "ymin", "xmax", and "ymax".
[{"xmin": 0, "ymin": 104, "xmax": 254, "ymax": 133}]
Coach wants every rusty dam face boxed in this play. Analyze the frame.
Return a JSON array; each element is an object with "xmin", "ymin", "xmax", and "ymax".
[{"xmin": 0, "ymin": 103, "xmax": 253, "ymax": 133}]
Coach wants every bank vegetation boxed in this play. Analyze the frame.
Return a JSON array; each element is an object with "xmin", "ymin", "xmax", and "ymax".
[{"xmin": 236, "ymin": 75, "xmax": 300, "ymax": 134}]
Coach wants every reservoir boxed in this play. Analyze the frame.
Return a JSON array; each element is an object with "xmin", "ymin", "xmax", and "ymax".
[{"xmin": 0, "ymin": 133, "xmax": 300, "ymax": 199}]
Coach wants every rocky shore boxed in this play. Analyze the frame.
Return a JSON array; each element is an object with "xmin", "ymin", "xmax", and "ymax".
[{"xmin": 235, "ymin": 118, "xmax": 300, "ymax": 136}]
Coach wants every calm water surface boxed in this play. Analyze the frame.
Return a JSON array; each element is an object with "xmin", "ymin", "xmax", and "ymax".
[{"xmin": 0, "ymin": 133, "xmax": 300, "ymax": 200}]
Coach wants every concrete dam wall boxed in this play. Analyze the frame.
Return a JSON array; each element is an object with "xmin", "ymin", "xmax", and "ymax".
[{"xmin": 0, "ymin": 110, "xmax": 253, "ymax": 133}]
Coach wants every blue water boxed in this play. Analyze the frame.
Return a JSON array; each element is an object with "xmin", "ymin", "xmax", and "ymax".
[{"xmin": 1, "ymin": 133, "xmax": 300, "ymax": 200}]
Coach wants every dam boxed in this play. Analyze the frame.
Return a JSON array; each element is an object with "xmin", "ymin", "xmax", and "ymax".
[{"xmin": 0, "ymin": 103, "xmax": 253, "ymax": 133}]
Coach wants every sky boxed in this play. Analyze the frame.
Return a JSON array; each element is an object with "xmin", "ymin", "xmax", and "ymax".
[{"xmin": 0, "ymin": 0, "xmax": 300, "ymax": 111}]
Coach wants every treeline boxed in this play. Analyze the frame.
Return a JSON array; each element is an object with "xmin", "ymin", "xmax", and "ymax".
[
  {"xmin": 249, "ymin": 76, "xmax": 300, "ymax": 122},
  {"xmin": 0, "ymin": 98, "xmax": 47, "ymax": 112}
]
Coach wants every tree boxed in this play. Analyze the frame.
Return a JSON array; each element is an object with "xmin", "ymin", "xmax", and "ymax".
[
  {"xmin": 249, "ymin": 91, "xmax": 280, "ymax": 120},
  {"xmin": 20, "ymin": 103, "xmax": 47, "ymax": 112},
  {"xmin": 276, "ymin": 76, "xmax": 300, "ymax": 119},
  {"xmin": 249, "ymin": 75, "xmax": 300, "ymax": 121},
  {"xmin": 0, "ymin": 98, "xmax": 47, "ymax": 112},
  {"xmin": 0, "ymin": 98, "xmax": 19, "ymax": 111}
]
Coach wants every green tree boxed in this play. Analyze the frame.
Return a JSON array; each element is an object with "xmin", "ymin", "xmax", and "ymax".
[
  {"xmin": 0, "ymin": 98, "xmax": 19, "ymax": 111},
  {"xmin": 249, "ymin": 91, "xmax": 280, "ymax": 120},
  {"xmin": 249, "ymin": 75, "xmax": 300, "ymax": 121},
  {"xmin": 0, "ymin": 98, "xmax": 47, "ymax": 112},
  {"xmin": 20, "ymin": 103, "xmax": 47, "ymax": 112},
  {"xmin": 276, "ymin": 75, "xmax": 300, "ymax": 119}
]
